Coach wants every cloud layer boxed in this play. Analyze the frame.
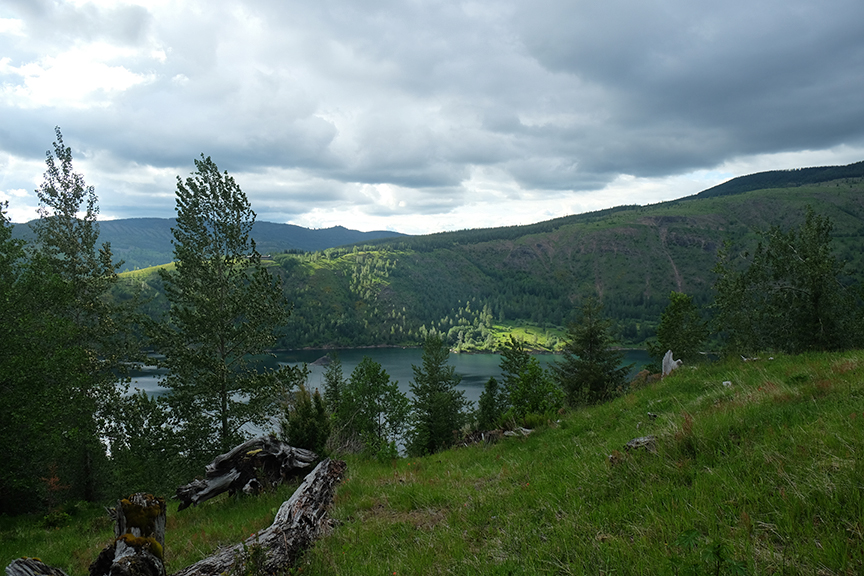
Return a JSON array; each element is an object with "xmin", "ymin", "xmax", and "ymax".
[{"xmin": 2, "ymin": 0, "xmax": 864, "ymax": 232}]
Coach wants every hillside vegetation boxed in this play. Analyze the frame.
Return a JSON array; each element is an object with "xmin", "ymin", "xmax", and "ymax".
[
  {"xmin": 3, "ymin": 350, "xmax": 862, "ymax": 575},
  {"xmin": 119, "ymin": 175, "xmax": 864, "ymax": 350}
]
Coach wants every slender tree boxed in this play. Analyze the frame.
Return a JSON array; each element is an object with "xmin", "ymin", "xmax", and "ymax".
[
  {"xmin": 322, "ymin": 352, "xmax": 345, "ymax": 412},
  {"xmin": 336, "ymin": 356, "xmax": 409, "ymax": 455},
  {"xmin": 406, "ymin": 335, "xmax": 469, "ymax": 456},
  {"xmin": 28, "ymin": 128, "xmax": 131, "ymax": 504},
  {"xmin": 553, "ymin": 298, "xmax": 631, "ymax": 405},
  {"xmin": 157, "ymin": 155, "xmax": 293, "ymax": 459}
]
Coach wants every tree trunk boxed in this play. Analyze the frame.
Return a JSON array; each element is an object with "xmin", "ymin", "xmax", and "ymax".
[
  {"xmin": 89, "ymin": 493, "xmax": 167, "ymax": 576},
  {"xmin": 174, "ymin": 436, "xmax": 318, "ymax": 511},
  {"xmin": 171, "ymin": 458, "xmax": 346, "ymax": 576}
]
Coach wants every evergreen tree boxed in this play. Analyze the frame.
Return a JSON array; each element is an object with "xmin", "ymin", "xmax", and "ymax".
[
  {"xmin": 476, "ymin": 377, "xmax": 506, "ymax": 430},
  {"xmin": 647, "ymin": 292, "xmax": 708, "ymax": 365},
  {"xmin": 499, "ymin": 334, "xmax": 530, "ymax": 401},
  {"xmin": 322, "ymin": 352, "xmax": 345, "ymax": 412},
  {"xmin": 406, "ymin": 335, "xmax": 469, "ymax": 456},
  {"xmin": 0, "ymin": 202, "xmax": 87, "ymax": 513},
  {"xmin": 281, "ymin": 378, "xmax": 331, "ymax": 456},
  {"xmin": 157, "ymin": 155, "xmax": 293, "ymax": 461},
  {"xmin": 553, "ymin": 298, "xmax": 631, "ymax": 405}
]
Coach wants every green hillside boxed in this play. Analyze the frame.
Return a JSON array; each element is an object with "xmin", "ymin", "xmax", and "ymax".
[
  {"xmin": 4, "ymin": 350, "xmax": 862, "ymax": 574},
  {"xmin": 273, "ymin": 180, "xmax": 864, "ymax": 348},
  {"xmin": 116, "ymin": 167, "xmax": 864, "ymax": 350}
]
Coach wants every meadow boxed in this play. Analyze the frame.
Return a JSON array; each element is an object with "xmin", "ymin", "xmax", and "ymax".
[{"xmin": 3, "ymin": 350, "xmax": 862, "ymax": 575}]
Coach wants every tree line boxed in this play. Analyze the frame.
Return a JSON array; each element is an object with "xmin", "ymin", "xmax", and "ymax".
[{"xmin": 3, "ymin": 128, "xmax": 863, "ymax": 519}]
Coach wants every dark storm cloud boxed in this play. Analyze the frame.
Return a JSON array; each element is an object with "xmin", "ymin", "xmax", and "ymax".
[{"xmin": 2, "ymin": 0, "xmax": 864, "ymax": 229}]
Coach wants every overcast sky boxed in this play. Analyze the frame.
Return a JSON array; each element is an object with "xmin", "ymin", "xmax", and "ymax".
[{"xmin": 2, "ymin": 0, "xmax": 864, "ymax": 234}]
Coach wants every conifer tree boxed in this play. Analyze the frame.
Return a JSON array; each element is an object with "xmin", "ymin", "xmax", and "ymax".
[
  {"xmin": 553, "ymin": 298, "xmax": 631, "ymax": 405},
  {"xmin": 406, "ymin": 335, "xmax": 469, "ymax": 455}
]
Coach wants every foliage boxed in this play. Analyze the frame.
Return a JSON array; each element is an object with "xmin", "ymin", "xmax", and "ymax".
[
  {"xmin": 475, "ymin": 377, "xmax": 506, "ymax": 430},
  {"xmin": 498, "ymin": 334, "xmax": 531, "ymax": 401},
  {"xmin": 0, "ymin": 202, "xmax": 80, "ymax": 513},
  {"xmin": 322, "ymin": 353, "xmax": 345, "ymax": 412},
  {"xmin": 712, "ymin": 206, "xmax": 861, "ymax": 355},
  {"xmin": 504, "ymin": 356, "xmax": 564, "ymax": 420},
  {"xmin": 334, "ymin": 356, "xmax": 409, "ymax": 455},
  {"xmin": 646, "ymin": 291, "xmax": 708, "ymax": 365},
  {"xmin": 0, "ymin": 128, "xmax": 139, "ymax": 513},
  {"xmin": 280, "ymin": 377, "xmax": 331, "ymax": 456},
  {"xmin": 553, "ymin": 298, "xmax": 631, "ymax": 405},
  {"xmin": 156, "ymin": 155, "xmax": 293, "ymax": 460},
  {"xmin": 405, "ymin": 335, "xmax": 470, "ymax": 456},
  {"xmin": 109, "ymin": 390, "xmax": 187, "ymax": 496},
  {"xmin": 496, "ymin": 335, "xmax": 563, "ymax": 421}
]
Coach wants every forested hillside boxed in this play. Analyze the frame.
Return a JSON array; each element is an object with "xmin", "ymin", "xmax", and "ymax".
[{"xmin": 121, "ymin": 174, "xmax": 864, "ymax": 350}]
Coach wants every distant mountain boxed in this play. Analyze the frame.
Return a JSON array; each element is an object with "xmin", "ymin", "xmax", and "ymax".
[
  {"xmin": 690, "ymin": 160, "xmax": 864, "ymax": 199},
  {"xmin": 11, "ymin": 218, "xmax": 405, "ymax": 271}
]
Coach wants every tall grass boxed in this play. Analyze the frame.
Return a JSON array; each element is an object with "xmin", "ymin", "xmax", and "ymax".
[{"xmin": 3, "ymin": 351, "xmax": 862, "ymax": 575}]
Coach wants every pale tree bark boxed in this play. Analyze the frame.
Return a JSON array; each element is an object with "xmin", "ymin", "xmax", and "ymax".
[
  {"xmin": 171, "ymin": 458, "xmax": 346, "ymax": 576},
  {"xmin": 174, "ymin": 436, "xmax": 318, "ymax": 511}
]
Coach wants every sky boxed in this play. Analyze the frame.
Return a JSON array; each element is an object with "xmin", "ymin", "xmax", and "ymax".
[{"xmin": 2, "ymin": 0, "xmax": 864, "ymax": 235}]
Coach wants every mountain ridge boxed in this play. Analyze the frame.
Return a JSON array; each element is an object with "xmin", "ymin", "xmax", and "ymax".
[{"xmin": 10, "ymin": 218, "xmax": 405, "ymax": 271}]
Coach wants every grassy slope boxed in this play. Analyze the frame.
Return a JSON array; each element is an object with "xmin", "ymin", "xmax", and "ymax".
[
  {"xmin": 301, "ymin": 351, "xmax": 864, "ymax": 575},
  {"xmin": 4, "ymin": 350, "xmax": 862, "ymax": 575}
]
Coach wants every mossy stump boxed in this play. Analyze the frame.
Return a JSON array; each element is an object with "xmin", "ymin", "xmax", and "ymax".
[{"xmin": 89, "ymin": 493, "xmax": 166, "ymax": 576}]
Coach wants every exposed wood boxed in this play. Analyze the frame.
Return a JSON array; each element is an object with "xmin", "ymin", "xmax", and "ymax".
[
  {"xmin": 5, "ymin": 558, "xmax": 70, "ymax": 576},
  {"xmin": 175, "ymin": 436, "xmax": 318, "ymax": 511},
  {"xmin": 662, "ymin": 350, "xmax": 683, "ymax": 376},
  {"xmin": 89, "ymin": 493, "xmax": 167, "ymax": 576},
  {"xmin": 171, "ymin": 458, "xmax": 346, "ymax": 576}
]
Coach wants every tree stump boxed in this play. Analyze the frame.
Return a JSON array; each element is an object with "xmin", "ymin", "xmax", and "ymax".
[
  {"xmin": 171, "ymin": 458, "xmax": 346, "ymax": 576},
  {"xmin": 89, "ymin": 493, "xmax": 166, "ymax": 576},
  {"xmin": 175, "ymin": 436, "xmax": 318, "ymax": 511}
]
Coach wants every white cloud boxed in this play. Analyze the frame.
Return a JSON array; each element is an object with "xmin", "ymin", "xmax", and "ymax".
[
  {"xmin": 0, "ymin": 45, "xmax": 155, "ymax": 109},
  {"xmin": 1, "ymin": 0, "xmax": 863, "ymax": 232}
]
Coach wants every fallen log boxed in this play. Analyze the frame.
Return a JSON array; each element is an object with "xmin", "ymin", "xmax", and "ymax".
[
  {"xmin": 89, "ymin": 493, "xmax": 167, "ymax": 576},
  {"xmin": 171, "ymin": 458, "xmax": 347, "ymax": 576},
  {"xmin": 175, "ymin": 435, "xmax": 318, "ymax": 510},
  {"xmin": 5, "ymin": 558, "xmax": 70, "ymax": 576}
]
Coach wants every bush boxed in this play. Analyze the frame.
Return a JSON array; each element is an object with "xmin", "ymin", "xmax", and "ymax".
[{"xmin": 280, "ymin": 383, "xmax": 331, "ymax": 455}]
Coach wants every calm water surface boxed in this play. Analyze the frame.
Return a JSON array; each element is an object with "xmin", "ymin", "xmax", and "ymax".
[{"xmin": 127, "ymin": 348, "xmax": 651, "ymax": 408}]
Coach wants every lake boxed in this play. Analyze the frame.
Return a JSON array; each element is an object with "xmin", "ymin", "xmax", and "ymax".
[{"xmin": 127, "ymin": 348, "xmax": 652, "ymax": 408}]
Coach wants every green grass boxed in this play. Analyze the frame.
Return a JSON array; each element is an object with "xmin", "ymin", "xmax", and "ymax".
[
  {"xmin": 3, "ymin": 351, "xmax": 863, "ymax": 575},
  {"xmin": 299, "ymin": 351, "xmax": 864, "ymax": 575}
]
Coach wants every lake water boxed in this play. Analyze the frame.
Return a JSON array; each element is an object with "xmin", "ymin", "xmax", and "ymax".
[{"xmin": 127, "ymin": 348, "xmax": 652, "ymax": 408}]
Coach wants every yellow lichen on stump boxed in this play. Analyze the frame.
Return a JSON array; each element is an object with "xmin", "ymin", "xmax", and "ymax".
[{"xmin": 117, "ymin": 534, "xmax": 164, "ymax": 561}]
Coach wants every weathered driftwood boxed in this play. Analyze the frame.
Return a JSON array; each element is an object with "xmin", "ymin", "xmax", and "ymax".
[
  {"xmin": 171, "ymin": 458, "xmax": 347, "ymax": 576},
  {"xmin": 5, "ymin": 558, "xmax": 70, "ymax": 576},
  {"xmin": 662, "ymin": 350, "xmax": 683, "ymax": 377},
  {"xmin": 90, "ymin": 493, "xmax": 167, "ymax": 576},
  {"xmin": 175, "ymin": 436, "xmax": 318, "ymax": 510}
]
